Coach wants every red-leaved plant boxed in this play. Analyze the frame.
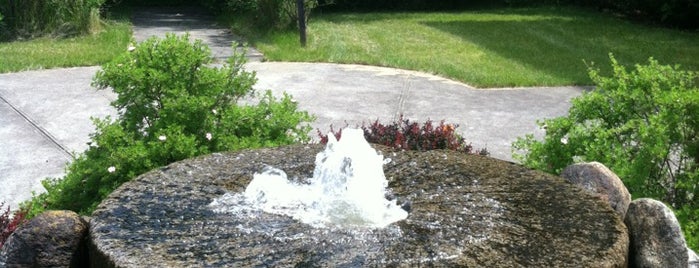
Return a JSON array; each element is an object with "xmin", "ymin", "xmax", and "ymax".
[
  {"xmin": 1, "ymin": 202, "xmax": 27, "ymax": 249},
  {"xmin": 317, "ymin": 115, "xmax": 488, "ymax": 155}
]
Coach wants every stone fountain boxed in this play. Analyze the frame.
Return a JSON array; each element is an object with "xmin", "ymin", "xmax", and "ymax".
[{"xmin": 89, "ymin": 130, "xmax": 628, "ymax": 267}]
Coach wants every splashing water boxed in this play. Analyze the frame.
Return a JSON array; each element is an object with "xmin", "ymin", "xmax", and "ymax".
[{"xmin": 210, "ymin": 128, "xmax": 408, "ymax": 229}]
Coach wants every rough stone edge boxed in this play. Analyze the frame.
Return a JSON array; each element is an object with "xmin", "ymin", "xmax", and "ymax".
[{"xmin": 86, "ymin": 146, "xmax": 631, "ymax": 267}]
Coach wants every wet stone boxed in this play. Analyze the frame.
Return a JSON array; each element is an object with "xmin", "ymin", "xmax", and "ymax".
[
  {"xmin": 89, "ymin": 144, "xmax": 629, "ymax": 267},
  {"xmin": 625, "ymin": 198, "xmax": 688, "ymax": 268},
  {"xmin": 1, "ymin": 210, "xmax": 89, "ymax": 268},
  {"xmin": 561, "ymin": 162, "xmax": 631, "ymax": 219}
]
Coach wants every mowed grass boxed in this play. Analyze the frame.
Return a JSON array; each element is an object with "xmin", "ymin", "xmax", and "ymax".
[
  {"xmin": 0, "ymin": 21, "xmax": 132, "ymax": 73},
  {"xmin": 244, "ymin": 7, "xmax": 699, "ymax": 87}
]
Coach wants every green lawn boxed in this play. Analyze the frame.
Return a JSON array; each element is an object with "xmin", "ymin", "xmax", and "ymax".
[
  {"xmin": 239, "ymin": 7, "xmax": 699, "ymax": 87},
  {"xmin": 0, "ymin": 21, "xmax": 132, "ymax": 73}
]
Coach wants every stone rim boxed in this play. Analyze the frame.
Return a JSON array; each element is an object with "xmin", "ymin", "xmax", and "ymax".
[{"xmin": 89, "ymin": 144, "xmax": 629, "ymax": 267}]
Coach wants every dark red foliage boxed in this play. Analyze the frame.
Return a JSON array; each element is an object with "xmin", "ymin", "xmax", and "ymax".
[
  {"xmin": 1, "ymin": 202, "xmax": 27, "ymax": 249},
  {"xmin": 317, "ymin": 115, "xmax": 489, "ymax": 155}
]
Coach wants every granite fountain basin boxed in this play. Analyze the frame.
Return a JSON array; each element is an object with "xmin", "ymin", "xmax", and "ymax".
[{"xmin": 89, "ymin": 144, "xmax": 628, "ymax": 267}]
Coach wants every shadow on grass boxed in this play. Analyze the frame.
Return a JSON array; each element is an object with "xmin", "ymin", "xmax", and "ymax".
[{"xmin": 419, "ymin": 9, "xmax": 699, "ymax": 84}]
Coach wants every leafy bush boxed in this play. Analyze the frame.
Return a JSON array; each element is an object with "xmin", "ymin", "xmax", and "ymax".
[
  {"xmin": 23, "ymin": 33, "xmax": 313, "ymax": 216},
  {"xmin": 677, "ymin": 206, "xmax": 699, "ymax": 251},
  {"xmin": 1, "ymin": 202, "xmax": 27, "ymax": 249},
  {"xmin": 207, "ymin": 0, "xmax": 324, "ymax": 29},
  {"xmin": 502, "ymin": 0, "xmax": 698, "ymax": 29},
  {"xmin": 0, "ymin": 0, "xmax": 103, "ymax": 39},
  {"xmin": 0, "ymin": 11, "xmax": 5, "ymax": 40},
  {"xmin": 321, "ymin": 0, "xmax": 697, "ymax": 29},
  {"xmin": 513, "ymin": 54, "xmax": 699, "ymax": 249},
  {"xmin": 318, "ymin": 0, "xmax": 481, "ymax": 11},
  {"xmin": 318, "ymin": 115, "xmax": 489, "ymax": 155},
  {"xmin": 591, "ymin": 0, "xmax": 699, "ymax": 29},
  {"xmin": 119, "ymin": 0, "xmax": 191, "ymax": 6}
]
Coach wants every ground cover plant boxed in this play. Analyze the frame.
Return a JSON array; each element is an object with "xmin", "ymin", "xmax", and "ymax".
[
  {"xmin": 512, "ymin": 55, "xmax": 699, "ymax": 249},
  {"xmin": 22, "ymin": 34, "xmax": 313, "ymax": 217},
  {"xmin": 318, "ymin": 116, "xmax": 488, "ymax": 155},
  {"xmin": 229, "ymin": 6, "xmax": 699, "ymax": 87}
]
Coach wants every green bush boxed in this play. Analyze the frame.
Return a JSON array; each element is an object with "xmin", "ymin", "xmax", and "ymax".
[
  {"xmin": 0, "ymin": 0, "xmax": 103, "ymax": 40},
  {"xmin": 0, "ymin": 11, "xmax": 5, "ymax": 39},
  {"xmin": 502, "ymin": 0, "xmax": 699, "ymax": 29},
  {"xmin": 677, "ymin": 205, "xmax": 699, "ymax": 251},
  {"xmin": 323, "ymin": 0, "xmax": 698, "ymax": 29},
  {"xmin": 208, "ymin": 0, "xmax": 323, "ymax": 29},
  {"xmin": 513, "ymin": 54, "xmax": 699, "ymax": 249},
  {"xmin": 23, "ymin": 33, "xmax": 313, "ymax": 216}
]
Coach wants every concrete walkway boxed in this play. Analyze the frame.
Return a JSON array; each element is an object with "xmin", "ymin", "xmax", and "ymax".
[{"xmin": 0, "ymin": 6, "xmax": 585, "ymax": 209}]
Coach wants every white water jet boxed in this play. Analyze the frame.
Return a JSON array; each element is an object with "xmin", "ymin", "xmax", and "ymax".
[{"xmin": 210, "ymin": 128, "xmax": 408, "ymax": 229}]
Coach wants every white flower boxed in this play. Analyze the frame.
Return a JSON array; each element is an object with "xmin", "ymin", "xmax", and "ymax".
[
  {"xmin": 212, "ymin": 109, "xmax": 218, "ymax": 115},
  {"xmin": 159, "ymin": 135, "xmax": 167, "ymax": 141},
  {"xmin": 205, "ymin": 133, "xmax": 213, "ymax": 141},
  {"xmin": 107, "ymin": 166, "xmax": 116, "ymax": 173},
  {"xmin": 560, "ymin": 136, "xmax": 568, "ymax": 145},
  {"xmin": 127, "ymin": 45, "xmax": 136, "ymax": 52}
]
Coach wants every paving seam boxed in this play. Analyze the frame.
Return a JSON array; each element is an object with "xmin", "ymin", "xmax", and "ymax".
[
  {"xmin": 0, "ymin": 92, "xmax": 74, "ymax": 160},
  {"xmin": 394, "ymin": 77, "xmax": 411, "ymax": 122}
]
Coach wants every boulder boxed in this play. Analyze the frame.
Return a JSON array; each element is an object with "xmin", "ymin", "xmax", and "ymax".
[
  {"xmin": 0, "ymin": 210, "xmax": 89, "ymax": 267},
  {"xmin": 625, "ymin": 198, "xmax": 688, "ymax": 268},
  {"xmin": 689, "ymin": 247, "xmax": 699, "ymax": 268},
  {"xmin": 89, "ymin": 144, "xmax": 628, "ymax": 267},
  {"xmin": 561, "ymin": 162, "xmax": 631, "ymax": 219}
]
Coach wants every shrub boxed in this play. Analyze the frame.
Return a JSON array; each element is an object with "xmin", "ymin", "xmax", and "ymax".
[
  {"xmin": 0, "ymin": 11, "xmax": 5, "ymax": 40},
  {"xmin": 321, "ymin": 0, "xmax": 697, "ymax": 29},
  {"xmin": 513, "ymin": 54, "xmax": 699, "ymax": 249},
  {"xmin": 23, "ymin": 33, "xmax": 313, "ymax": 217},
  {"xmin": 1, "ymin": 202, "xmax": 27, "ymax": 249},
  {"xmin": 0, "ymin": 0, "xmax": 104, "ymax": 39},
  {"xmin": 594, "ymin": 0, "xmax": 699, "ymax": 29},
  {"xmin": 208, "ymin": 0, "xmax": 324, "ymax": 29},
  {"xmin": 318, "ymin": 0, "xmax": 475, "ymax": 11},
  {"xmin": 677, "ymin": 205, "xmax": 699, "ymax": 251},
  {"xmin": 503, "ymin": 0, "xmax": 699, "ymax": 29},
  {"xmin": 318, "ymin": 115, "xmax": 489, "ymax": 155}
]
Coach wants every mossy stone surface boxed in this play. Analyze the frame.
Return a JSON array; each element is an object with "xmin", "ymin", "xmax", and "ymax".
[{"xmin": 89, "ymin": 144, "xmax": 628, "ymax": 267}]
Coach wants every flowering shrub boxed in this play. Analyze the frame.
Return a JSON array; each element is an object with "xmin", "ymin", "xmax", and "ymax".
[
  {"xmin": 513, "ymin": 54, "xmax": 698, "ymax": 249},
  {"xmin": 1, "ymin": 202, "xmax": 27, "ymax": 249},
  {"xmin": 318, "ymin": 115, "xmax": 488, "ymax": 155},
  {"xmin": 23, "ymin": 34, "xmax": 313, "ymax": 217}
]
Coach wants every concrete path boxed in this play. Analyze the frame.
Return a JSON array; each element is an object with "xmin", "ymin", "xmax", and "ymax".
[
  {"xmin": 131, "ymin": 6, "xmax": 263, "ymax": 62},
  {"xmin": 0, "ymin": 6, "xmax": 585, "ymax": 209},
  {"xmin": 0, "ymin": 67, "xmax": 118, "ymax": 209}
]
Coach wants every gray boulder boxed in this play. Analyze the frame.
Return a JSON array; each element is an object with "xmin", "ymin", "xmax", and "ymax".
[
  {"xmin": 0, "ymin": 210, "xmax": 89, "ymax": 267},
  {"xmin": 625, "ymin": 198, "xmax": 688, "ymax": 268},
  {"xmin": 689, "ymin": 247, "xmax": 699, "ymax": 268},
  {"xmin": 561, "ymin": 162, "xmax": 631, "ymax": 219}
]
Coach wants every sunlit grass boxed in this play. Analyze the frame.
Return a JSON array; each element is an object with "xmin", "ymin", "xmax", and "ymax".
[
  {"xmin": 234, "ymin": 7, "xmax": 699, "ymax": 87},
  {"xmin": 0, "ymin": 21, "xmax": 132, "ymax": 73}
]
